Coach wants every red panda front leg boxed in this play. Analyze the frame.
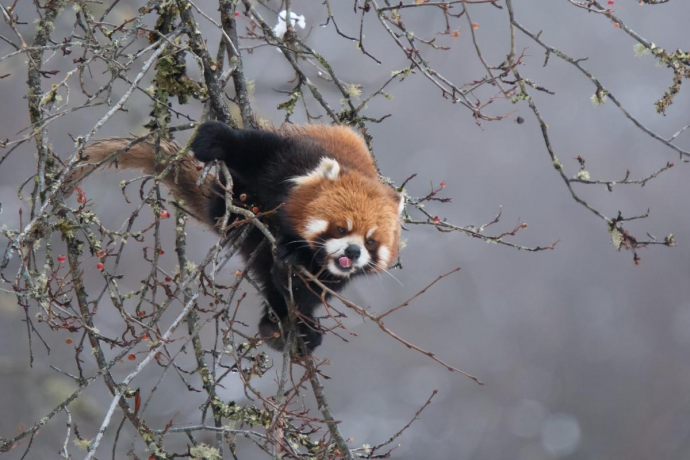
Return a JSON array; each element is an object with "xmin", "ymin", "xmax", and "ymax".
[{"xmin": 258, "ymin": 273, "xmax": 324, "ymax": 353}]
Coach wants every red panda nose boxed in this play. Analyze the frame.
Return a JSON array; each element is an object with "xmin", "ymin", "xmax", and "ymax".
[{"xmin": 344, "ymin": 244, "xmax": 361, "ymax": 261}]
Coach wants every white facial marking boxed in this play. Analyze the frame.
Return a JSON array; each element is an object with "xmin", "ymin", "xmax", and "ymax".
[
  {"xmin": 291, "ymin": 157, "xmax": 341, "ymax": 185},
  {"xmin": 324, "ymin": 235, "xmax": 371, "ymax": 275},
  {"xmin": 378, "ymin": 245, "xmax": 390, "ymax": 269},
  {"xmin": 366, "ymin": 226, "xmax": 377, "ymax": 239},
  {"xmin": 346, "ymin": 220, "xmax": 353, "ymax": 232},
  {"xmin": 303, "ymin": 219, "xmax": 328, "ymax": 238},
  {"xmin": 398, "ymin": 194, "xmax": 405, "ymax": 215}
]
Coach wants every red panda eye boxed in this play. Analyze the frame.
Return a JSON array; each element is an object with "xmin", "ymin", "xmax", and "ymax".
[
  {"xmin": 336, "ymin": 226, "xmax": 346, "ymax": 235},
  {"xmin": 366, "ymin": 239, "xmax": 376, "ymax": 247}
]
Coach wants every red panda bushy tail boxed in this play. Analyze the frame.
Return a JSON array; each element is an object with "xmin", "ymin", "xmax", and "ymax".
[{"xmin": 64, "ymin": 138, "xmax": 215, "ymax": 228}]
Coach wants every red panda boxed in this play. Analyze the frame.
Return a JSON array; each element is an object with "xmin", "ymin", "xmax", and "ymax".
[{"xmin": 67, "ymin": 121, "xmax": 403, "ymax": 352}]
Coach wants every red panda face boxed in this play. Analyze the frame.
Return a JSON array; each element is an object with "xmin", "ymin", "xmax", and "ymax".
[{"xmin": 286, "ymin": 158, "xmax": 403, "ymax": 278}]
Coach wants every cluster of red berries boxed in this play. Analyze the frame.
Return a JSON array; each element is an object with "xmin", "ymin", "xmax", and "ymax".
[
  {"xmin": 75, "ymin": 186, "xmax": 86, "ymax": 204},
  {"xmin": 96, "ymin": 249, "xmax": 106, "ymax": 271},
  {"xmin": 238, "ymin": 193, "xmax": 260, "ymax": 214}
]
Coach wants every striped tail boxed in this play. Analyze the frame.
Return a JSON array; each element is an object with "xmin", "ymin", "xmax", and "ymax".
[{"xmin": 64, "ymin": 138, "xmax": 215, "ymax": 228}]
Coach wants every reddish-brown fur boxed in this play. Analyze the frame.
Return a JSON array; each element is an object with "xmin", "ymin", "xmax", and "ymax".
[{"xmin": 286, "ymin": 125, "xmax": 379, "ymax": 179}]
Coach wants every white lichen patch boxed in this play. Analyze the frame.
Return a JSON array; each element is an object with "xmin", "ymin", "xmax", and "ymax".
[{"xmin": 190, "ymin": 443, "xmax": 222, "ymax": 460}]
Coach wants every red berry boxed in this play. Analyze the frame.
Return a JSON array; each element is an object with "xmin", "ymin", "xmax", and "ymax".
[
  {"xmin": 158, "ymin": 249, "xmax": 164, "ymax": 255},
  {"xmin": 234, "ymin": 11, "xmax": 240, "ymax": 17},
  {"xmin": 472, "ymin": 22, "xmax": 479, "ymax": 30},
  {"xmin": 607, "ymin": 0, "xmax": 614, "ymax": 5},
  {"xmin": 142, "ymin": 333, "xmax": 149, "ymax": 340},
  {"xmin": 96, "ymin": 249, "xmax": 106, "ymax": 259},
  {"xmin": 65, "ymin": 338, "xmax": 73, "ymax": 344},
  {"xmin": 159, "ymin": 210, "xmax": 170, "ymax": 219},
  {"xmin": 614, "ymin": 23, "xmax": 620, "ymax": 28},
  {"xmin": 239, "ymin": 193, "xmax": 247, "ymax": 202},
  {"xmin": 128, "ymin": 353, "xmax": 136, "ymax": 361},
  {"xmin": 433, "ymin": 216, "xmax": 440, "ymax": 224},
  {"xmin": 440, "ymin": 181, "xmax": 446, "ymax": 188},
  {"xmin": 252, "ymin": 206, "xmax": 259, "ymax": 214},
  {"xmin": 139, "ymin": 310, "xmax": 146, "ymax": 317},
  {"xmin": 57, "ymin": 255, "xmax": 66, "ymax": 263},
  {"xmin": 165, "ymin": 276, "xmax": 172, "ymax": 282},
  {"xmin": 77, "ymin": 196, "xmax": 86, "ymax": 204},
  {"xmin": 97, "ymin": 262, "xmax": 104, "ymax": 271}
]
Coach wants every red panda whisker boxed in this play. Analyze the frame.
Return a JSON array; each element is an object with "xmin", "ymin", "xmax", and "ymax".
[
  {"xmin": 285, "ymin": 239, "xmax": 311, "ymax": 246},
  {"xmin": 287, "ymin": 241, "xmax": 327, "ymax": 250},
  {"xmin": 310, "ymin": 245, "xmax": 340, "ymax": 266},
  {"xmin": 309, "ymin": 248, "xmax": 326, "ymax": 266},
  {"xmin": 365, "ymin": 263, "xmax": 387, "ymax": 287},
  {"xmin": 376, "ymin": 266, "xmax": 404, "ymax": 287}
]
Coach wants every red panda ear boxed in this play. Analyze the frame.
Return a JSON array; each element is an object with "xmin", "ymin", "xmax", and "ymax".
[{"xmin": 292, "ymin": 157, "xmax": 341, "ymax": 185}]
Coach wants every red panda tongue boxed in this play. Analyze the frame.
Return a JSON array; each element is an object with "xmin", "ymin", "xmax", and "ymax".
[{"xmin": 338, "ymin": 256, "xmax": 352, "ymax": 269}]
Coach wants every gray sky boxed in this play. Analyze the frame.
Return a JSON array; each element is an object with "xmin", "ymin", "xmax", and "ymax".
[{"xmin": 2, "ymin": 1, "xmax": 690, "ymax": 459}]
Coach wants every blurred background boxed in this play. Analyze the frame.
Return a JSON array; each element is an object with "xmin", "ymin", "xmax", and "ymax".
[{"xmin": 2, "ymin": 0, "xmax": 690, "ymax": 458}]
